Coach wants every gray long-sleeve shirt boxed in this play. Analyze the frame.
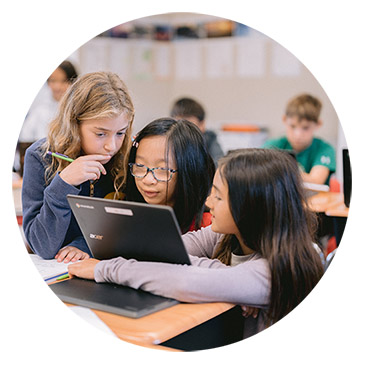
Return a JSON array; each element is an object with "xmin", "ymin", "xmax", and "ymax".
[{"xmin": 95, "ymin": 226, "xmax": 271, "ymax": 308}]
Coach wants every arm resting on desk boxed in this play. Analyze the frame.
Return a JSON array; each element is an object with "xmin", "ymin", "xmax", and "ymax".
[
  {"xmin": 301, "ymin": 165, "xmax": 330, "ymax": 185},
  {"xmin": 93, "ymin": 256, "xmax": 270, "ymax": 308}
]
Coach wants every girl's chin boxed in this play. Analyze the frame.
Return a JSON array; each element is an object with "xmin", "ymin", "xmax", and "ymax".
[{"xmin": 141, "ymin": 194, "xmax": 162, "ymax": 205}]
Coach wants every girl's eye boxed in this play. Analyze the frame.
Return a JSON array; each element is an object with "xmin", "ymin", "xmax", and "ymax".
[
  {"xmin": 96, "ymin": 132, "xmax": 106, "ymax": 137},
  {"xmin": 117, "ymin": 131, "xmax": 126, "ymax": 137}
]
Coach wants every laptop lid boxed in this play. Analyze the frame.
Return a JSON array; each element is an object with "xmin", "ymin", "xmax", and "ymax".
[{"xmin": 67, "ymin": 195, "xmax": 191, "ymax": 265}]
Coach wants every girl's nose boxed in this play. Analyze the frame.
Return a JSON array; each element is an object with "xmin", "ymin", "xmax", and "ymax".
[
  {"xmin": 104, "ymin": 136, "xmax": 116, "ymax": 152},
  {"xmin": 205, "ymin": 194, "xmax": 212, "ymax": 209},
  {"xmin": 142, "ymin": 170, "xmax": 157, "ymax": 184}
]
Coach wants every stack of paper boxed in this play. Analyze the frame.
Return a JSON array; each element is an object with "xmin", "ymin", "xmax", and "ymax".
[{"xmin": 29, "ymin": 254, "xmax": 78, "ymax": 283}]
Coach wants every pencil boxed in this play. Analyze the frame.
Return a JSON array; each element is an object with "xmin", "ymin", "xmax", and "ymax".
[
  {"xmin": 47, "ymin": 151, "xmax": 74, "ymax": 163},
  {"xmin": 56, "ymin": 273, "xmax": 70, "ymax": 281}
]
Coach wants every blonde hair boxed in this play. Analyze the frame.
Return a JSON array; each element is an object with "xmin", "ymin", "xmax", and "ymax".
[
  {"xmin": 285, "ymin": 94, "xmax": 322, "ymax": 123},
  {"xmin": 42, "ymin": 71, "xmax": 135, "ymax": 198}
]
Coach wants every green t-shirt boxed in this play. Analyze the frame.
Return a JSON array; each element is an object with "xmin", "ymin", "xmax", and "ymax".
[{"xmin": 263, "ymin": 137, "xmax": 336, "ymax": 184}]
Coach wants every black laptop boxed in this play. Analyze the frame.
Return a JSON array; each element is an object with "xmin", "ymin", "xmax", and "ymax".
[
  {"xmin": 50, "ymin": 195, "xmax": 191, "ymax": 318},
  {"xmin": 66, "ymin": 195, "xmax": 191, "ymax": 264}
]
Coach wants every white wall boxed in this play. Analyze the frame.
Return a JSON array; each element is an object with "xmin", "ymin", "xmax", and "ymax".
[
  {"xmin": 70, "ymin": 34, "xmax": 342, "ymax": 151},
  {"xmin": 24, "ymin": 16, "xmax": 345, "ymax": 178}
]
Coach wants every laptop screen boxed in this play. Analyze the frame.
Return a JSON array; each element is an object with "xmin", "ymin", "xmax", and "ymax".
[{"xmin": 67, "ymin": 195, "xmax": 191, "ymax": 265}]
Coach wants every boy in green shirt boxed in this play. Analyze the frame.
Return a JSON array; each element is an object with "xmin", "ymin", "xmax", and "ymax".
[{"xmin": 263, "ymin": 94, "xmax": 335, "ymax": 185}]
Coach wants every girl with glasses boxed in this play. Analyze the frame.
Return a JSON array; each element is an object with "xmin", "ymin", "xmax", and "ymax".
[
  {"xmin": 125, "ymin": 117, "xmax": 215, "ymax": 233},
  {"xmin": 69, "ymin": 148, "xmax": 324, "ymax": 340}
]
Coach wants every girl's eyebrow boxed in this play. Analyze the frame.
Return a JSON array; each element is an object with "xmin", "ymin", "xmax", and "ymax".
[
  {"xmin": 212, "ymin": 184, "xmax": 220, "ymax": 193},
  {"xmin": 136, "ymin": 154, "xmax": 166, "ymax": 164},
  {"xmin": 94, "ymin": 126, "xmax": 128, "ymax": 132}
]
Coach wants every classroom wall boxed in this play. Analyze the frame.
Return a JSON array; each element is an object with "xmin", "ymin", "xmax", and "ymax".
[{"xmin": 68, "ymin": 32, "xmax": 342, "ymax": 150}]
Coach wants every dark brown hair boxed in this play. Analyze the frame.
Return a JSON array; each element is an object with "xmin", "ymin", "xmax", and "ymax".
[
  {"xmin": 213, "ymin": 148, "xmax": 324, "ymax": 326},
  {"xmin": 57, "ymin": 60, "xmax": 78, "ymax": 82},
  {"xmin": 170, "ymin": 97, "xmax": 205, "ymax": 122}
]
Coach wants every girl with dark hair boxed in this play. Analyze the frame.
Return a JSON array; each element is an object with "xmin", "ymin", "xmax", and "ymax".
[
  {"xmin": 19, "ymin": 60, "xmax": 79, "ymax": 143},
  {"xmin": 69, "ymin": 148, "xmax": 324, "ymax": 339},
  {"xmin": 56, "ymin": 60, "xmax": 78, "ymax": 83},
  {"xmin": 125, "ymin": 117, "xmax": 215, "ymax": 233},
  {"xmin": 46, "ymin": 60, "xmax": 78, "ymax": 102}
]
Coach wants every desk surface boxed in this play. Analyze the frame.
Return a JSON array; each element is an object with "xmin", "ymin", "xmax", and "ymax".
[
  {"xmin": 18, "ymin": 171, "xmax": 237, "ymax": 351},
  {"xmin": 308, "ymin": 191, "xmax": 349, "ymax": 217},
  {"xmin": 66, "ymin": 300, "xmax": 234, "ymax": 350}
]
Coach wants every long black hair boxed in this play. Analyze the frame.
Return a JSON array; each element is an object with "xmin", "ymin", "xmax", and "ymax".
[
  {"xmin": 125, "ymin": 118, "xmax": 215, "ymax": 233},
  {"xmin": 213, "ymin": 148, "xmax": 324, "ymax": 325}
]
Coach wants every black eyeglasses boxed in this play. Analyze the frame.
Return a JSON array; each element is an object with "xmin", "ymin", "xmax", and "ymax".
[{"xmin": 129, "ymin": 163, "xmax": 178, "ymax": 182}]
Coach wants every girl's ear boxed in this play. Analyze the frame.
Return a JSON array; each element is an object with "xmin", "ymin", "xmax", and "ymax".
[
  {"xmin": 282, "ymin": 115, "xmax": 287, "ymax": 125},
  {"xmin": 198, "ymin": 119, "xmax": 206, "ymax": 133},
  {"xmin": 316, "ymin": 119, "xmax": 323, "ymax": 128}
]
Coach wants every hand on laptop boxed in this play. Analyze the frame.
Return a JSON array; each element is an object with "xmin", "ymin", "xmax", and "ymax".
[
  {"xmin": 55, "ymin": 246, "xmax": 90, "ymax": 263},
  {"xmin": 68, "ymin": 258, "xmax": 100, "ymax": 280}
]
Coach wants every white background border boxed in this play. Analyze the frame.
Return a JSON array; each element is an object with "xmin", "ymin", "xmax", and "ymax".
[{"xmin": 1, "ymin": 1, "xmax": 371, "ymax": 370}]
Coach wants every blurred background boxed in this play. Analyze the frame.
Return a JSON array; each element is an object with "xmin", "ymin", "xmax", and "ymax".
[{"xmin": 16, "ymin": 12, "xmax": 346, "ymax": 178}]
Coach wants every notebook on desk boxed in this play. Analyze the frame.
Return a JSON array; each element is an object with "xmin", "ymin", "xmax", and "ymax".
[{"xmin": 50, "ymin": 195, "xmax": 191, "ymax": 318}]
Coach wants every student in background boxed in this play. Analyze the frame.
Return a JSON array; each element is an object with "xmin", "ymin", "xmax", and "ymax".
[
  {"xmin": 263, "ymin": 94, "xmax": 336, "ymax": 185},
  {"xmin": 16, "ymin": 61, "xmax": 79, "ymax": 177},
  {"xmin": 22, "ymin": 72, "xmax": 135, "ymax": 262},
  {"xmin": 125, "ymin": 118, "xmax": 215, "ymax": 233},
  {"xmin": 69, "ymin": 148, "xmax": 324, "ymax": 339},
  {"xmin": 170, "ymin": 97, "xmax": 224, "ymax": 165},
  {"xmin": 19, "ymin": 60, "xmax": 79, "ymax": 143}
]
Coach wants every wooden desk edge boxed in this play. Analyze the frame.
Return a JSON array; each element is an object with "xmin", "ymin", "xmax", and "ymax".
[
  {"xmin": 308, "ymin": 192, "xmax": 348, "ymax": 215},
  {"xmin": 65, "ymin": 301, "xmax": 234, "ymax": 348},
  {"xmin": 51, "ymin": 273, "xmax": 235, "ymax": 349}
]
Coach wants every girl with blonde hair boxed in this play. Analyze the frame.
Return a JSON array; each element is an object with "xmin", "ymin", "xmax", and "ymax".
[{"xmin": 22, "ymin": 71, "xmax": 135, "ymax": 262}]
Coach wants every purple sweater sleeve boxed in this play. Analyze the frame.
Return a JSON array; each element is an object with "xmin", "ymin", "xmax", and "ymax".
[
  {"xmin": 94, "ymin": 228, "xmax": 270, "ymax": 307},
  {"xmin": 182, "ymin": 226, "xmax": 224, "ymax": 257}
]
